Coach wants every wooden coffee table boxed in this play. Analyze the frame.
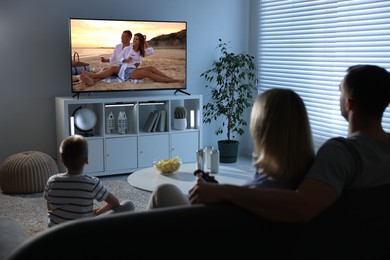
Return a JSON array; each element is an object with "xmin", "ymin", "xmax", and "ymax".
[{"xmin": 127, "ymin": 163, "xmax": 252, "ymax": 194}]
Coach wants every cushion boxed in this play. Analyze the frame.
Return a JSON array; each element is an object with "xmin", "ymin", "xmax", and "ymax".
[{"xmin": 0, "ymin": 151, "xmax": 58, "ymax": 194}]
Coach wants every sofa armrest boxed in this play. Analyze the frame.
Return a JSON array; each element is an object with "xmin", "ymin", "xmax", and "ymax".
[
  {"xmin": 8, "ymin": 203, "xmax": 294, "ymax": 259},
  {"xmin": 0, "ymin": 217, "xmax": 28, "ymax": 260}
]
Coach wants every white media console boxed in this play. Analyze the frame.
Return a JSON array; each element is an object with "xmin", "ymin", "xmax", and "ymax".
[{"xmin": 55, "ymin": 95, "xmax": 202, "ymax": 176}]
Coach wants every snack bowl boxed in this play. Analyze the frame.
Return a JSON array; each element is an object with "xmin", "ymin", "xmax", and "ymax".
[{"xmin": 154, "ymin": 156, "xmax": 182, "ymax": 174}]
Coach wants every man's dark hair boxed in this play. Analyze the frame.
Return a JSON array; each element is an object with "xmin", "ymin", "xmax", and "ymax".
[
  {"xmin": 123, "ymin": 30, "xmax": 132, "ymax": 38},
  {"xmin": 344, "ymin": 64, "xmax": 390, "ymax": 117}
]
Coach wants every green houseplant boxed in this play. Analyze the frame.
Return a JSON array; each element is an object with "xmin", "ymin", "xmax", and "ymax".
[
  {"xmin": 174, "ymin": 106, "xmax": 187, "ymax": 119},
  {"xmin": 201, "ymin": 39, "xmax": 258, "ymax": 162},
  {"xmin": 173, "ymin": 106, "xmax": 187, "ymax": 130}
]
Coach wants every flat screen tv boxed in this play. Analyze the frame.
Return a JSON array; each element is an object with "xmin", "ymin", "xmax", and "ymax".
[{"xmin": 69, "ymin": 18, "xmax": 187, "ymax": 95}]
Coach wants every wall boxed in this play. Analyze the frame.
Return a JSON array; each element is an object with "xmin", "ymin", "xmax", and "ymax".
[{"xmin": 0, "ymin": 0, "xmax": 255, "ymax": 165}]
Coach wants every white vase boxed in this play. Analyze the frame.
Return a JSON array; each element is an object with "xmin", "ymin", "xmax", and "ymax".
[{"xmin": 173, "ymin": 118, "xmax": 187, "ymax": 130}]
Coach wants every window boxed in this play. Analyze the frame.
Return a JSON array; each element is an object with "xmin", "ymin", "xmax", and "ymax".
[{"xmin": 257, "ymin": 0, "xmax": 390, "ymax": 150}]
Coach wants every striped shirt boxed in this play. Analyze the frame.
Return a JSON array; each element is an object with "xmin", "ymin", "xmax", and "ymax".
[{"xmin": 44, "ymin": 173, "xmax": 109, "ymax": 227}]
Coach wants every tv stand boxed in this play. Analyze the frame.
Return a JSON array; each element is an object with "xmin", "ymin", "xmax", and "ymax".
[
  {"xmin": 55, "ymin": 95, "xmax": 203, "ymax": 177},
  {"xmin": 174, "ymin": 89, "xmax": 190, "ymax": 96}
]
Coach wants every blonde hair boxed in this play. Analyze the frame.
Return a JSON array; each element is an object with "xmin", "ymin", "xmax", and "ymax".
[
  {"xmin": 250, "ymin": 88, "xmax": 314, "ymax": 182},
  {"xmin": 59, "ymin": 134, "xmax": 88, "ymax": 172}
]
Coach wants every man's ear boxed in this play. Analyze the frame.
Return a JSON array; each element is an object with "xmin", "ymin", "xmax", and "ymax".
[
  {"xmin": 85, "ymin": 157, "xmax": 89, "ymax": 165},
  {"xmin": 346, "ymin": 98, "xmax": 354, "ymax": 112}
]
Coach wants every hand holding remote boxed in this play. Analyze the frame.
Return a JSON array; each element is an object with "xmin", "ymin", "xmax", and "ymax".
[{"xmin": 193, "ymin": 169, "xmax": 219, "ymax": 184}]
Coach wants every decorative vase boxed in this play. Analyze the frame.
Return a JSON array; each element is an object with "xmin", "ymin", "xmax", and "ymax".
[
  {"xmin": 173, "ymin": 118, "xmax": 187, "ymax": 130},
  {"xmin": 218, "ymin": 140, "xmax": 239, "ymax": 163}
]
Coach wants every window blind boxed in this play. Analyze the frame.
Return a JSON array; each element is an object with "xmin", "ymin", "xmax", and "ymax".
[{"xmin": 257, "ymin": 0, "xmax": 390, "ymax": 150}]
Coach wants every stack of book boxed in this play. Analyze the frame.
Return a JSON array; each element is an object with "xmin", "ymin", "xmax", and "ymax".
[{"xmin": 143, "ymin": 110, "xmax": 167, "ymax": 132}]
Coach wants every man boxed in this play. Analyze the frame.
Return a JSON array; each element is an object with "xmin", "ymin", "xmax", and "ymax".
[
  {"xmin": 189, "ymin": 64, "xmax": 390, "ymax": 223},
  {"xmin": 101, "ymin": 30, "xmax": 132, "ymax": 66},
  {"xmin": 81, "ymin": 30, "xmax": 132, "ymax": 85}
]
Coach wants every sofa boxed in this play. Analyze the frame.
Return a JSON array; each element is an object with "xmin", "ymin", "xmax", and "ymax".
[
  {"xmin": 0, "ymin": 218, "xmax": 28, "ymax": 260},
  {"xmin": 2, "ymin": 183, "xmax": 390, "ymax": 259}
]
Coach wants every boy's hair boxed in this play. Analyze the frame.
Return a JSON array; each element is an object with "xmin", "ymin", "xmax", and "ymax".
[
  {"xmin": 344, "ymin": 64, "xmax": 390, "ymax": 117},
  {"xmin": 59, "ymin": 135, "xmax": 88, "ymax": 171},
  {"xmin": 250, "ymin": 88, "xmax": 314, "ymax": 183}
]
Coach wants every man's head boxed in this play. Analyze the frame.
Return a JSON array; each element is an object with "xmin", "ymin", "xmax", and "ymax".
[
  {"xmin": 59, "ymin": 134, "xmax": 88, "ymax": 172},
  {"xmin": 340, "ymin": 64, "xmax": 390, "ymax": 120},
  {"xmin": 121, "ymin": 30, "xmax": 133, "ymax": 45}
]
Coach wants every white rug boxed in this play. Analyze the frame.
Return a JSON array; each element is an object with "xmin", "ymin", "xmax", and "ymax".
[
  {"xmin": 0, "ymin": 175, "xmax": 151, "ymax": 237},
  {"xmin": 0, "ymin": 156, "xmax": 253, "ymax": 237}
]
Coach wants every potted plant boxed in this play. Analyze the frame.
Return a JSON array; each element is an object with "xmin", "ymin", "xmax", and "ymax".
[
  {"xmin": 201, "ymin": 39, "xmax": 258, "ymax": 163},
  {"xmin": 173, "ymin": 106, "xmax": 187, "ymax": 130}
]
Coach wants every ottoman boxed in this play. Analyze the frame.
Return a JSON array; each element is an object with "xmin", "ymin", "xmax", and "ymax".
[{"xmin": 0, "ymin": 151, "xmax": 58, "ymax": 194}]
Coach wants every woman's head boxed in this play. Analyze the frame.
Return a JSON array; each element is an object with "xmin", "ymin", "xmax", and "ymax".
[
  {"xmin": 133, "ymin": 33, "xmax": 146, "ymax": 57},
  {"xmin": 250, "ymin": 88, "xmax": 314, "ymax": 183}
]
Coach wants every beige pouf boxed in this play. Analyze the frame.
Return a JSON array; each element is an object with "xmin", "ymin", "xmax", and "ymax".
[{"xmin": 0, "ymin": 151, "xmax": 58, "ymax": 194}]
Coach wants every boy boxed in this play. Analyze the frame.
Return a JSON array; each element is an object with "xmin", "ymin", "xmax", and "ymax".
[{"xmin": 44, "ymin": 134, "xmax": 134, "ymax": 227}]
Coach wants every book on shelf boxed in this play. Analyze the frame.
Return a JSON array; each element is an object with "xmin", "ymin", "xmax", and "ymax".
[
  {"xmin": 151, "ymin": 110, "xmax": 161, "ymax": 132},
  {"xmin": 143, "ymin": 111, "xmax": 159, "ymax": 132},
  {"xmin": 157, "ymin": 110, "xmax": 166, "ymax": 132}
]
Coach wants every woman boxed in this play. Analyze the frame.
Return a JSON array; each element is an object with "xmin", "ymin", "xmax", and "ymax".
[
  {"xmin": 242, "ymin": 88, "xmax": 314, "ymax": 189},
  {"xmin": 117, "ymin": 33, "xmax": 154, "ymax": 80},
  {"xmin": 120, "ymin": 33, "xmax": 184, "ymax": 84},
  {"xmin": 148, "ymin": 88, "xmax": 315, "ymax": 208}
]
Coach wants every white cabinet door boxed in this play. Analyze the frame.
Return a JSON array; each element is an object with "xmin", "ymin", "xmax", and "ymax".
[
  {"xmin": 138, "ymin": 134, "xmax": 169, "ymax": 168},
  {"xmin": 84, "ymin": 138, "xmax": 104, "ymax": 175},
  {"xmin": 106, "ymin": 137, "xmax": 137, "ymax": 172},
  {"xmin": 171, "ymin": 131, "xmax": 199, "ymax": 163}
]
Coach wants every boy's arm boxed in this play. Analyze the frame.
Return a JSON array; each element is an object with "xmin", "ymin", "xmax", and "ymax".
[
  {"xmin": 94, "ymin": 192, "xmax": 120, "ymax": 216},
  {"xmin": 46, "ymin": 200, "xmax": 51, "ymax": 211}
]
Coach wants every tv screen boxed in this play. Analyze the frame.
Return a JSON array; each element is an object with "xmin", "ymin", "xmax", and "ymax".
[{"xmin": 69, "ymin": 18, "xmax": 187, "ymax": 94}]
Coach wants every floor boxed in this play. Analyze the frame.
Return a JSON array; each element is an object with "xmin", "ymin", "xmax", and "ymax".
[
  {"xmin": 0, "ymin": 154, "xmax": 254, "ymax": 237},
  {"xmin": 220, "ymin": 154, "xmax": 253, "ymax": 173}
]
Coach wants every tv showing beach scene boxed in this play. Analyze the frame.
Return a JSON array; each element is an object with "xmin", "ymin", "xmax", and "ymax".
[{"xmin": 69, "ymin": 18, "xmax": 187, "ymax": 94}]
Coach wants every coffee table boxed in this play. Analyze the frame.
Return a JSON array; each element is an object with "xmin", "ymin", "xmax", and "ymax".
[{"xmin": 127, "ymin": 163, "xmax": 252, "ymax": 194}]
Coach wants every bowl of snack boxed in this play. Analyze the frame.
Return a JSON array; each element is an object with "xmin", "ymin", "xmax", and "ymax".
[{"xmin": 154, "ymin": 156, "xmax": 182, "ymax": 174}]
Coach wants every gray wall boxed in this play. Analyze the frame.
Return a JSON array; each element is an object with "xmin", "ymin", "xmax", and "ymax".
[{"xmin": 0, "ymin": 0, "xmax": 256, "ymax": 165}]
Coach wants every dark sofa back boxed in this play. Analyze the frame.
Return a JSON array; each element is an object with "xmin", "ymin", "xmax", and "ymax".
[
  {"xmin": 300, "ymin": 184, "xmax": 390, "ymax": 258},
  {"xmin": 8, "ymin": 184, "xmax": 390, "ymax": 259}
]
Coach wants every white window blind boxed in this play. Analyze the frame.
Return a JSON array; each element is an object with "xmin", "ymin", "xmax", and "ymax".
[{"xmin": 257, "ymin": 0, "xmax": 390, "ymax": 150}]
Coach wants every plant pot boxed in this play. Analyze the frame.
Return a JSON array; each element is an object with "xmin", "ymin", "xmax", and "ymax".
[
  {"xmin": 218, "ymin": 140, "xmax": 239, "ymax": 163},
  {"xmin": 173, "ymin": 118, "xmax": 187, "ymax": 130}
]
